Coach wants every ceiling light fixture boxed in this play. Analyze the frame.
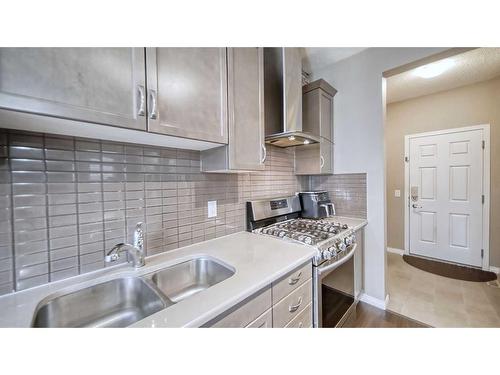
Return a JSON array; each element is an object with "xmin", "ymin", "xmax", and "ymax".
[{"xmin": 414, "ymin": 59, "xmax": 455, "ymax": 79}]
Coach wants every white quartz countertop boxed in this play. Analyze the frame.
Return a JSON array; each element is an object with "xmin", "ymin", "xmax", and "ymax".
[{"xmin": 0, "ymin": 232, "xmax": 316, "ymax": 328}]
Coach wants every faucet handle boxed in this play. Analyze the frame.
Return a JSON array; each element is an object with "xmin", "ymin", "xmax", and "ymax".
[{"xmin": 134, "ymin": 222, "xmax": 145, "ymax": 250}]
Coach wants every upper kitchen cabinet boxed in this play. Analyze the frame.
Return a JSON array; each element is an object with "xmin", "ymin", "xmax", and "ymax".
[
  {"xmin": 295, "ymin": 79, "xmax": 336, "ymax": 175},
  {"xmin": 302, "ymin": 79, "xmax": 336, "ymax": 141},
  {"xmin": 201, "ymin": 48, "xmax": 265, "ymax": 172},
  {"xmin": 0, "ymin": 48, "xmax": 147, "ymax": 130},
  {"xmin": 146, "ymin": 48, "xmax": 228, "ymax": 144}
]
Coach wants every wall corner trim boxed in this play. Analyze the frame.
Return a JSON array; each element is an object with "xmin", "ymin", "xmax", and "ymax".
[
  {"xmin": 387, "ymin": 247, "xmax": 405, "ymax": 256},
  {"xmin": 359, "ymin": 293, "xmax": 388, "ymax": 310}
]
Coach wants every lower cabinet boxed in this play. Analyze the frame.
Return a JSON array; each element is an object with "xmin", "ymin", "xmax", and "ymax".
[{"xmin": 205, "ymin": 261, "xmax": 313, "ymax": 328}]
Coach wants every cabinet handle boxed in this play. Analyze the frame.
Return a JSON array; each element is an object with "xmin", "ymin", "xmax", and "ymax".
[
  {"xmin": 288, "ymin": 296, "xmax": 303, "ymax": 313},
  {"xmin": 320, "ymin": 155, "xmax": 325, "ymax": 169},
  {"xmin": 137, "ymin": 85, "xmax": 146, "ymax": 116},
  {"xmin": 260, "ymin": 144, "xmax": 267, "ymax": 164},
  {"xmin": 149, "ymin": 89, "xmax": 158, "ymax": 119},
  {"xmin": 288, "ymin": 271, "xmax": 302, "ymax": 285}
]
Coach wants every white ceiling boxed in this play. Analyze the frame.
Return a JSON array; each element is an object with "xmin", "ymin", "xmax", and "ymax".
[
  {"xmin": 387, "ymin": 48, "xmax": 500, "ymax": 104},
  {"xmin": 302, "ymin": 47, "xmax": 366, "ymax": 73}
]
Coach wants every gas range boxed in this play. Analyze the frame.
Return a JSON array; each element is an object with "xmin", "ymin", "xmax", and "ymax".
[
  {"xmin": 246, "ymin": 193, "xmax": 361, "ymax": 328},
  {"xmin": 246, "ymin": 195, "xmax": 356, "ymax": 267},
  {"xmin": 253, "ymin": 218, "xmax": 356, "ymax": 266}
]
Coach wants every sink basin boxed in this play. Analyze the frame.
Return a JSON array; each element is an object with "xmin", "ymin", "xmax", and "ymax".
[
  {"xmin": 149, "ymin": 257, "xmax": 235, "ymax": 303},
  {"xmin": 32, "ymin": 277, "xmax": 168, "ymax": 328}
]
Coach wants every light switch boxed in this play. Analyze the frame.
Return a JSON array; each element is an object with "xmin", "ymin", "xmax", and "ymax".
[
  {"xmin": 394, "ymin": 189, "xmax": 401, "ymax": 198},
  {"xmin": 208, "ymin": 200, "xmax": 217, "ymax": 218}
]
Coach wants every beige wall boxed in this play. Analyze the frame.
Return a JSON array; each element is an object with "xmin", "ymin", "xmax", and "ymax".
[{"xmin": 386, "ymin": 76, "xmax": 500, "ymax": 267}]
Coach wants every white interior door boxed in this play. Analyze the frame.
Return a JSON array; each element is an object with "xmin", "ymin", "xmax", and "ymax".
[{"xmin": 408, "ymin": 128, "xmax": 484, "ymax": 267}]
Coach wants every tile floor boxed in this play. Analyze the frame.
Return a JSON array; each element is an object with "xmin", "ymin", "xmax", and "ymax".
[{"xmin": 386, "ymin": 252, "xmax": 500, "ymax": 327}]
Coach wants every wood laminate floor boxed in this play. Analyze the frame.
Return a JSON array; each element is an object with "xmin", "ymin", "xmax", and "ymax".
[{"xmin": 342, "ymin": 302, "xmax": 430, "ymax": 328}]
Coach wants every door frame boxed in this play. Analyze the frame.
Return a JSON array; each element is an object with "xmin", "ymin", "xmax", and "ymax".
[{"xmin": 403, "ymin": 124, "xmax": 490, "ymax": 270}]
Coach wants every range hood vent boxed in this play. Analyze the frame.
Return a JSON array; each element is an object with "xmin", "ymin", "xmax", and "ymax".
[
  {"xmin": 263, "ymin": 48, "xmax": 319, "ymax": 148},
  {"xmin": 265, "ymin": 131, "xmax": 320, "ymax": 147}
]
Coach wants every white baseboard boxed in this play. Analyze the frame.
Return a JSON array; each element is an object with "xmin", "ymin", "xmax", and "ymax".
[
  {"xmin": 359, "ymin": 293, "xmax": 388, "ymax": 310},
  {"xmin": 490, "ymin": 266, "xmax": 500, "ymax": 274},
  {"xmin": 387, "ymin": 247, "xmax": 405, "ymax": 256}
]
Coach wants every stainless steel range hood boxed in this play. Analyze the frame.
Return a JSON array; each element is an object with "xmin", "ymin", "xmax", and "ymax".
[{"xmin": 264, "ymin": 48, "xmax": 320, "ymax": 148}]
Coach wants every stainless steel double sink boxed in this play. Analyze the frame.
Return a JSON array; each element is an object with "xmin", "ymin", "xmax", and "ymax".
[{"xmin": 31, "ymin": 256, "xmax": 235, "ymax": 328}]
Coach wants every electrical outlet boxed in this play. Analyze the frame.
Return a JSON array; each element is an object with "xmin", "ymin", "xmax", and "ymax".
[
  {"xmin": 394, "ymin": 189, "xmax": 401, "ymax": 198},
  {"xmin": 208, "ymin": 200, "xmax": 217, "ymax": 218}
]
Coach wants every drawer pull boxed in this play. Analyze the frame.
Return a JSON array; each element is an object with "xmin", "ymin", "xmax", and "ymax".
[
  {"xmin": 257, "ymin": 321, "xmax": 267, "ymax": 328},
  {"xmin": 288, "ymin": 271, "xmax": 302, "ymax": 285},
  {"xmin": 298, "ymin": 322, "xmax": 303, "ymax": 328},
  {"xmin": 288, "ymin": 296, "xmax": 303, "ymax": 313}
]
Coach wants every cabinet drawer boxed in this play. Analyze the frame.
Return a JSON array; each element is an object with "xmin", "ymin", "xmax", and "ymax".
[
  {"xmin": 272, "ymin": 279, "xmax": 312, "ymax": 328},
  {"xmin": 285, "ymin": 303, "xmax": 312, "ymax": 328},
  {"xmin": 246, "ymin": 308, "xmax": 272, "ymax": 328},
  {"xmin": 210, "ymin": 286, "xmax": 271, "ymax": 328},
  {"xmin": 272, "ymin": 262, "xmax": 312, "ymax": 303}
]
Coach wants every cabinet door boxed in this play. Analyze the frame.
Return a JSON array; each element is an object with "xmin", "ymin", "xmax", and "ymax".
[
  {"xmin": 0, "ymin": 48, "xmax": 147, "ymax": 130},
  {"xmin": 302, "ymin": 89, "xmax": 334, "ymax": 141},
  {"xmin": 320, "ymin": 137, "xmax": 333, "ymax": 174},
  {"xmin": 228, "ymin": 47, "xmax": 265, "ymax": 170},
  {"xmin": 146, "ymin": 48, "xmax": 228, "ymax": 144},
  {"xmin": 294, "ymin": 139, "xmax": 333, "ymax": 175}
]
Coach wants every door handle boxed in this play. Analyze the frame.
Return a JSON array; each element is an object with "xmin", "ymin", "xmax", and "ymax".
[
  {"xmin": 149, "ymin": 89, "xmax": 158, "ymax": 119},
  {"xmin": 412, "ymin": 204, "xmax": 422, "ymax": 209},
  {"xmin": 320, "ymin": 155, "xmax": 325, "ymax": 169},
  {"xmin": 137, "ymin": 85, "xmax": 146, "ymax": 116},
  {"xmin": 260, "ymin": 144, "xmax": 267, "ymax": 164}
]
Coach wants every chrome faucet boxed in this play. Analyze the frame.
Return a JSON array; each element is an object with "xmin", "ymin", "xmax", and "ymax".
[{"xmin": 105, "ymin": 222, "xmax": 145, "ymax": 268}]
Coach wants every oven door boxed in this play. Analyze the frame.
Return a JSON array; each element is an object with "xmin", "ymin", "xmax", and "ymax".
[{"xmin": 313, "ymin": 243, "xmax": 357, "ymax": 328}]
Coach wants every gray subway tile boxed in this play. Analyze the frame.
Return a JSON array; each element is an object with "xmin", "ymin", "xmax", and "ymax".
[
  {"xmin": 13, "ymin": 194, "xmax": 46, "ymax": 206},
  {"xmin": 9, "ymin": 146, "xmax": 44, "ymax": 159},
  {"xmin": 45, "ymin": 149, "xmax": 74, "ymax": 160},
  {"xmin": 16, "ymin": 274, "xmax": 48, "ymax": 290},
  {"xmin": 12, "ymin": 171, "xmax": 46, "ymax": 183},
  {"xmin": 49, "ymin": 214, "xmax": 77, "ymax": 227},
  {"xmin": 44, "ymin": 136, "xmax": 74, "ymax": 151},
  {"xmin": 14, "ymin": 239, "xmax": 48, "ymax": 256},
  {"xmin": 16, "ymin": 262, "xmax": 49, "ymax": 280},
  {"xmin": 49, "ymin": 235, "xmax": 78, "ymax": 250},
  {"xmin": 10, "ymin": 159, "xmax": 45, "ymax": 171},
  {"xmin": 45, "ymin": 160, "xmax": 75, "ymax": 171},
  {"xmin": 47, "ymin": 183, "xmax": 75, "ymax": 194},
  {"xmin": 14, "ymin": 206, "xmax": 46, "ymax": 219}
]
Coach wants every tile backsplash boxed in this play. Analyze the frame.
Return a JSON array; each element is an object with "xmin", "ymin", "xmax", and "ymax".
[
  {"xmin": 0, "ymin": 130, "xmax": 367, "ymax": 296},
  {"xmin": 0, "ymin": 130, "xmax": 307, "ymax": 295},
  {"xmin": 310, "ymin": 174, "xmax": 367, "ymax": 219}
]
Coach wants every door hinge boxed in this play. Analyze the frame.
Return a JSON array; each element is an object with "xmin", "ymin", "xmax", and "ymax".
[
  {"xmin": 481, "ymin": 249, "xmax": 484, "ymax": 258},
  {"xmin": 404, "ymin": 156, "xmax": 409, "ymax": 162},
  {"xmin": 482, "ymin": 140, "xmax": 485, "ymax": 149},
  {"xmin": 482, "ymin": 194, "xmax": 485, "ymax": 204}
]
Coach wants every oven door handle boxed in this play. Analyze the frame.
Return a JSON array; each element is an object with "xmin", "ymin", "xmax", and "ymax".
[{"xmin": 317, "ymin": 243, "xmax": 357, "ymax": 276}]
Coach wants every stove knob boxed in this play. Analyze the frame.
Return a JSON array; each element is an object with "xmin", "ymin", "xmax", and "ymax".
[
  {"xmin": 328, "ymin": 246, "xmax": 337, "ymax": 255},
  {"xmin": 342, "ymin": 224, "xmax": 348, "ymax": 230},
  {"xmin": 344, "ymin": 235, "xmax": 353, "ymax": 246},
  {"xmin": 336, "ymin": 241, "xmax": 347, "ymax": 252},
  {"xmin": 322, "ymin": 249, "xmax": 332, "ymax": 260},
  {"xmin": 303, "ymin": 236, "xmax": 312, "ymax": 245}
]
